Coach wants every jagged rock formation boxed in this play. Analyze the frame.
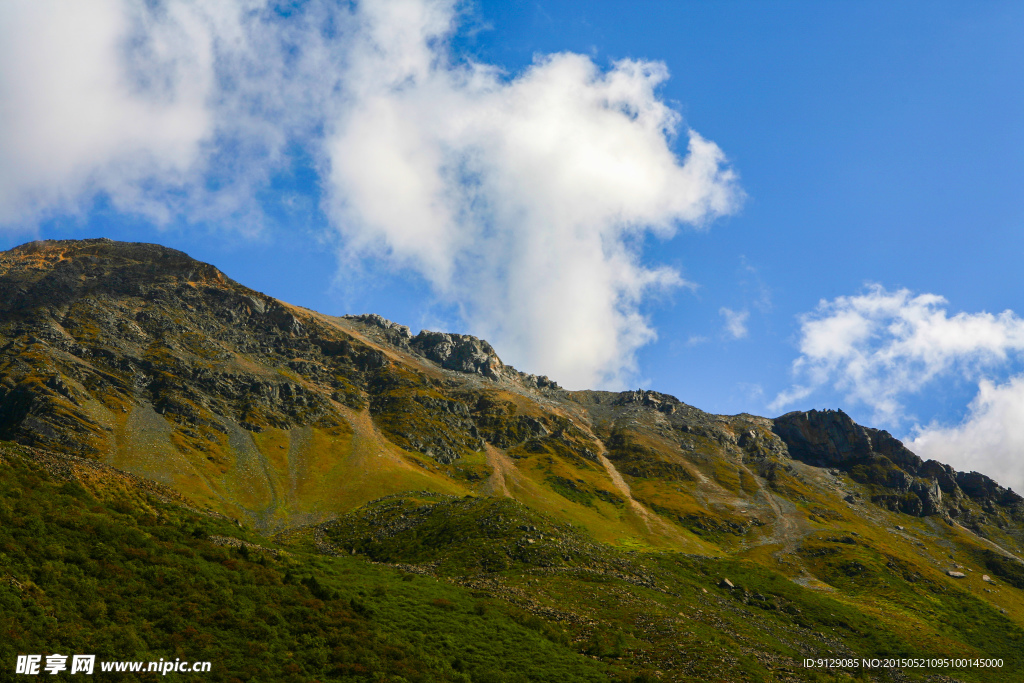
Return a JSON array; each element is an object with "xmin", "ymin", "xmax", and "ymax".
[
  {"xmin": 344, "ymin": 313, "xmax": 561, "ymax": 389},
  {"xmin": 774, "ymin": 409, "xmax": 1024, "ymax": 525}
]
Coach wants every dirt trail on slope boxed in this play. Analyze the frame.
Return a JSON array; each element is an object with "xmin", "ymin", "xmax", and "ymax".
[
  {"xmin": 747, "ymin": 465, "xmax": 801, "ymax": 554},
  {"xmin": 951, "ymin": 520, "xmax": 1024, "ymax": 564},
  {"xmin": 344, "ymin": 406, "xmax": 430, "ymax": 475},
  {"xmin": 595, "ymin": 451, "xmax": 649, "ymax": 521},
  {"xmin": 484, "ymin": 444, "xmax": 514, "ymax": 497},
  {"xmin": 560, "ymin": 415, "xmax": 650, "ymax": 521},
  {"xmin": 567, "ymin": 416, "xmax": 691, "ymax": 543},
  {"xmin": 593, "ymin": 445, "xmax": 699, "ymax": 547}
]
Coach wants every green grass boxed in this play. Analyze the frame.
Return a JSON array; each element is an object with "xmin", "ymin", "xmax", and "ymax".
[
  {"xmin": 321, "ymin": 494, "xmax": 623, "ymax": 575},
  {"xmin": 0, "ymin": 446, "xmax": 612, "ymax": 682}
]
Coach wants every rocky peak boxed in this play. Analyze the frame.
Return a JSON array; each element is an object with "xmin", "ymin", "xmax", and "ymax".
[
  {"xmin": 409, "ymin": 330, "xmax": 504, "ymax": 380},
  {"xmin": 613, "ymin": 389, "xmax": 680, "ymax": 415},
  {"xmin": 342, "ymin": 313, "xmax": 412, "ymax": 338},
  {"xmin": 771, "ymin": 409, "xmax": 874, "ymax": 466},
  {"xmin": 342, "ymin": 314, "xmax": 414, "ymax": 348},
  {"xmin": 772, "ymin": 408, "xmax": 1023, "ymax": 520},
  {"xmin": 408, "ymin": 331, "xmax": 561, "ymax": 390},
  {"xmin": 341, "ymin": 314, "xmax": 561, "ymax": 390},
  {"xmin": 341, "ymin": 315, "xmax": 503, "ymax": 378},
  {"xmin": 956, "ymin": 470, "xmax": 1023, "ymax": 508},
  {"xmin": 773, "ymin": 408, "xmax": 924, "ymax": 472},
  {"xmin": 0, "ymin": 238, "xmax": 234, "ymax": 317}
]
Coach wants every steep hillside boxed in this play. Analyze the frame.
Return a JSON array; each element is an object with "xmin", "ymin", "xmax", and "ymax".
[
  {"xmin": 3, "ymin": 238, "xmax": 1024, "ymax": 680},
  {"xmin": 0, "ymin": 443, "xmax": 616, "ymax": 682}
]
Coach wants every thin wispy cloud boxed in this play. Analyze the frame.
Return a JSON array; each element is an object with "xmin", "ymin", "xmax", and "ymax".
[
  {"xmin": 739, "ymin": 256, "xmax": 772, "ymax": 313},
  {"xmin": 719, "ymin": 307, "xmax": 749, "ymax": 340}
]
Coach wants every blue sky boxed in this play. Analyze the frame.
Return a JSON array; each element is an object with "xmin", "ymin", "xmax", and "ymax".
[{"xmin": 2, "ymin": 1, "xmax": 1023, "ymax": 488}]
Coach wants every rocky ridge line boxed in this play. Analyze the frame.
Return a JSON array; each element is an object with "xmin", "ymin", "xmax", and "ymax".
[
  {"xmin": 774, "ymin": 408, "xmax": 1024, "ymax": 525},
  {"xmin": 342, "ymin": 313, "xmax": 561, "ymax": 391}
]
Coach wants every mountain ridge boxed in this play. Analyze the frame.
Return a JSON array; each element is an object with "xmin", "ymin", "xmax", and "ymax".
[{"xmin": 0, "ymin": 238, "xmax": 1019, "ymax": 537}]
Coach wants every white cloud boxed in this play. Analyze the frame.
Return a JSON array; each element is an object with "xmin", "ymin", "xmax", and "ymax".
[
  {"xmin": 910, "ymin": 377, "xmax": 1024, "ymax": 494},
  {"xmin": 772, "ymin": 285, "xmax": 1024, "ymax": 422},
  {"xmin": 325, "ymin": 0, "xmax": 742, "ymax": 389},
  {"xmin": 720, "ymin": 307, "xmax": 749, "ymax": 339},
  {"xmin": 0, "ymin": 0, "xmax": 742, "ymax": 389},
  {"xmin": 0, "ymin": 0, "xmax": 341, "ymax": 231},
  {"xmin": 0, "ymin": 0, "xmax": 205, "ymax": 226}
]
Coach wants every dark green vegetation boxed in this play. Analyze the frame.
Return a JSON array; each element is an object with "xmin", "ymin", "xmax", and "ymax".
[
  {"xmin": 320, "ymin": 494, "xmax": 623, "ymax": 574},
  {"xmin": 0, "ymin": 446, "xmax": 611, "ymax": 682},
  {"xmin": 318, "ymin": 493, "xmax": 1024, "ymax": 682},
  {"xmin": 4, "ymin": 240, "xmax": 1024, "ymax": 681},
  {"xmin": 979, "ymin": 549, "xmax": 1024, "ymax": 590}
]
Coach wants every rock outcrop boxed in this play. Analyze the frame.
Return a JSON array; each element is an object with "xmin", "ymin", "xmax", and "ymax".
[
  {"xmin": 773, "ymin": 409, "xmax": 1023, "ymax": 520},
  {"xmin": 410, "ymin": 330, "xmax": 505, "ymax": 380},
  {"xmin": 613, "ymin": 389, "xmax": 680, "ymax": 415},
  {"xmin": 343, "ymin": 314, "xmax": 561, "ymax": 390}
]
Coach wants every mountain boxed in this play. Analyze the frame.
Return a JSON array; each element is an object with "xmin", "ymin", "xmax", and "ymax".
[{"xmin": 3, "ymin": 238, "xmax": 1024, "ymax": 682}]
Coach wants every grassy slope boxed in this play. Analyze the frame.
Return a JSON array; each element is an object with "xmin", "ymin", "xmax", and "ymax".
[
  {"xmin": 315, "ymin": 492, "xmax": 1024, "ymax": 682},
  {"xmin": 0, "ymin": 444, "xmax": 612, "ymax": 683},
  {"xmin": 4, "ymin": 439, "xmax": 1024, "ymax": 681}
]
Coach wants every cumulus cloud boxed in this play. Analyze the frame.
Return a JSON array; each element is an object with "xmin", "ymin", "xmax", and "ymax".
[
  {"xmin": 325, "ymin": 0, "xmax": 742, "ymax": 388},
  {"xmin": 909, "ymin": 377, "xmax": 1024, "ymax": 494},
  {"xmin": 771, "ymin": 284, "xmax": 1024, "ymax": 422},
  {"xmin": 0, "ymin": 0, "xmax": 339, "ymax": 230},
  {"xmin": 0, "ymin": 0, "xmax": 741, "ymax": 388},
  {"xmin": 720, "ymin": 307, "xmax": 749, "ymax": 339}
]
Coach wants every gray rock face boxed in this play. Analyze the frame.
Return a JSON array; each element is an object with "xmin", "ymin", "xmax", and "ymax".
[
  {"xmin": 772, "ymin": 409, "xmax": 922, "ymax": 471},
  {"xmin": 613, "ymin": 389, "xmax": 680, "ymax": 415},
  {"xmin": 772, "ymin": 409, "xmax": 1021, "ymax": 519},
  {"xmin": 342, "ymin": 315, "xmax": 562, "ymax": 390},
  {"xmin": 772, "ymin": 410, "xmax": 936, "ymax": 515},
  {"xmin": 342, "ymin": 314, "xmax": 413, "ymax": 347},
  {"xmin": 771, "ymin": 409, "xmax": 869, "ymax": 465},
  {"xmin": 266, "ymin": 305, "xmax": 305, "ymax": 336},
  {"xmin": 517, "ymin": 373, "xmax": 560, "ymax": 390},
  {"xmin": 410, "ymin": 330, "xmax": 504, "ymax": 380},
  {"xmin": 919, "ymin": 459, "xmax": 960, "ymax": 494},
  {"xmin": 956, "ymin": 470, "xmax": 1022, "ymax": 507}
]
